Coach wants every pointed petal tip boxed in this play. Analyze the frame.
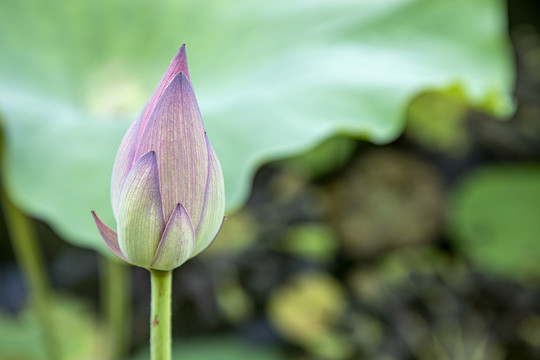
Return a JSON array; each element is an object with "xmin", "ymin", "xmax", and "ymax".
[
  {"xmin": 176, "ymin": 202, "xmax": 187, "ymax": 211},
  {"xmin": 170, "ymin": 44, "xmax": 191, "ymax": 82},
  {"xmin": 150, "ymin": 202, "xmax": 195, "ymax": 271},
  {"xmin": 176, "ymin": 44, "xmax": 186, "ymax": 62},
  {"xmin": 179, "ymin": 71, "xmax": 191, "ymax": 83},
  {"xmin": 139, "ymin": 150, "xmax": 157, "ymax": 164},
  {"xmin": 139, "ymin": 45, "xmax": 190, "ymax": 129},
  {"xmin": 91, "ymin": 211, "xmax": 130, "ymax": 264},
  {"xmin": 158, "ymin": 71, "xmax": 194, "ymax": 102}
]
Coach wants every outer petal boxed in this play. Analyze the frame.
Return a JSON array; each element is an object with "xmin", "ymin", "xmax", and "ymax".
[
  {"xmin": 111, "ymin": 45, "xmax": 192, "ymax": 216},
  {"xmin": 135, "ymin": 44, "xmax": 191, "ymax": 152},
  {"xmin": 191, "ymin": 137, "xmax": 226, "ymax": 256},
  {"xmin": 110, "ymin": 117, "xmax": 141, "ymax": 219},
  {"xmin": 91, "ymin": 211, "xmax": 130, "ymax": 263},
  {"xmin": 117, "ymin": 151, "xmax": 165, "ymax": 268},
  {"xmin": 135, "ymin": 72, "xmax": 208, "ymax": 222},
  {"xmin": 150, "ymin": 203, "xmax": 195, "ymax": 271}
]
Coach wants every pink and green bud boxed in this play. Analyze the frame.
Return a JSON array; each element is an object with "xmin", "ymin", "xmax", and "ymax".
[{"xmin": 92, "ymin": 44, "xmax": 225, "ymax": 271}]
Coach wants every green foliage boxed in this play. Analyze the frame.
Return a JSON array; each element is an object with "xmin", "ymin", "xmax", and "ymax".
[
  {"xmin": 0, "ymin": 297, "xmax": 102, "ymax": 360},
  {"xmin": 280, "ymin": 136, "xmax": 357, "ymax": 178},
  {"xmin": 448, "ymin": 165, "xmax": 540, "ymax": 280},
  {"xmin": 0, "ymin": 0, "xmax": 513, "ymax": 254},
  {"xmin": 405, "ymin": 88, "xmax": 470, "ymax": 154},
  {"xmin": 216, "ymin": 277, "xmax": 254, "ymax": 323},
  {"xmin": 519, "ymin": 316, "xmax": 540, "ymax": 348},
  {"xmin": 267, "ymin": 271, "xmax": 349, "ymax": 358},
  {"xmin": 132, "ymin": 337, "xmax": 285, "ymax": 360},
  {"xmin": 203, "ymin": 210, "xmax": 259, "ymax": 256},
  {"xmin": 281, "ymin": 223, "xmax": 339, "ymax": 263}
]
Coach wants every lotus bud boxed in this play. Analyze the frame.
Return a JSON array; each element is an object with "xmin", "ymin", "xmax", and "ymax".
[{"xmin": 92, "ymin": 44, "xmax": 225, "ymax": 271}]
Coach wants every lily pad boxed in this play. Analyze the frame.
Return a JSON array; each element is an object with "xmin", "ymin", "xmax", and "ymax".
[
  {"xmin": 448, "ymin": 165, "xmax": 540, "ymax": 281},
  {"xmin": 0, "ymin": 0, "xmax": 513, "ymax": 254}
]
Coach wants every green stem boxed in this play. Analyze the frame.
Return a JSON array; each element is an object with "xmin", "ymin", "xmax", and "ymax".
[
  {"xmin": 101, "ymin": 257, "xmax": 131, "ymax": 360},
  {"xmin": 0, "ymin": 192, "xmax": 59, "ymax": 360},
  {"xmin": 150, "ymin": 270, "xmax": 172, "ymax": 360}
]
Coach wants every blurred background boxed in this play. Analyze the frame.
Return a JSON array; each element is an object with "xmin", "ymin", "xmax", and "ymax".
[{"xmin": 1, "ymin": 0, "xmax": 539, "ymax": 359}]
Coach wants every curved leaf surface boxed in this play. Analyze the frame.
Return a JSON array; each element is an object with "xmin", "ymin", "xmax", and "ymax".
[{"xmin": 0, "ymin": 0, "xmax": 514, "ymax": 253}]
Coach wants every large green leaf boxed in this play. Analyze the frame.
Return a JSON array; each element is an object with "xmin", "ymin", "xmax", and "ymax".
[
  {"xmin": 448, "ymin": 165, "xmax": 540, "ymax": 281},
  {"xmin": 0, "ymin": 0, "xmax": 513, "ymax": 253}
]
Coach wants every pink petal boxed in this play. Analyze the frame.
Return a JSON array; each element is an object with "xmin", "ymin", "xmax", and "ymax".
[
  {"xmin": 112, "ymin": 45, "xmax": 190, "ymax": 218},
  {"xmin": 135, "ymin": 72, "xmax": 208, "ymax": 222},
  {"xmin": 134, "ymin": 44, "xmax": 191, "ymax": 156},
  {"xmin": 91, "ymin": 211, "xmax": 130, "ymax": 263},
  {"xmin": 110, "ymin": 118, "xmax": 142, "ymax": 219}
]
